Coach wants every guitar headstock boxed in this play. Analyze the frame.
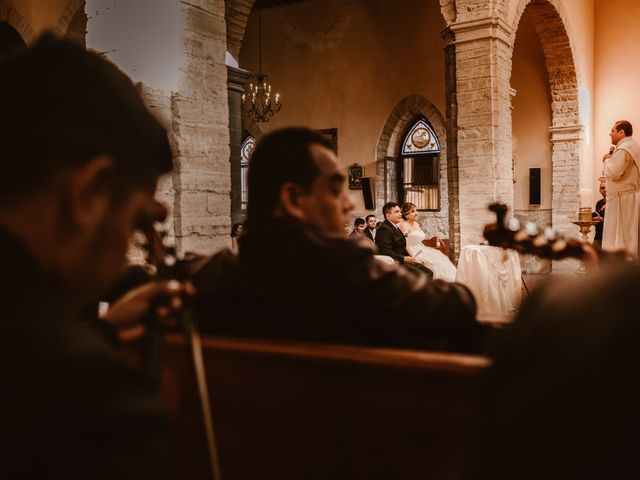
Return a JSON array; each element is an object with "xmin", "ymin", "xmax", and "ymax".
[{"xmin": 483, "ymin": 203, "xmax": 590, "ymax": 260}]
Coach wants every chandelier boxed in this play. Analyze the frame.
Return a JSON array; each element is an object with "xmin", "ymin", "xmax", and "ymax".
[{"xmin": 241, "ymin": 10, "xmax": 282, "ymax": 123}]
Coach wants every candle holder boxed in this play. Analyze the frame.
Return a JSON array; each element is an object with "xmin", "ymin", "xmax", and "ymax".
[
  {"xmin": 571, "ymin": 216, "xmax": 601, "ymax": 274},
  {"xmin": 578, "ymin": 207, "xmax": 593, "ymax": 222}
]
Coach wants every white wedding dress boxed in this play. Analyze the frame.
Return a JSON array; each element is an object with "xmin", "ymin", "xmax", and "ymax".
[{"xmin": 405, "ymin": 230, "xmax": 457, "ymax": 281}]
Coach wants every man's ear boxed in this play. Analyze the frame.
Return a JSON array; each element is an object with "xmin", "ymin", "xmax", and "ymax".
[
  {"xmin": 276, "ymin": 182, "xmax": 307, "ymax": 220},
  {"xmin": 65, "ymin": 155, "xmax": 115, "ymax": 228}
]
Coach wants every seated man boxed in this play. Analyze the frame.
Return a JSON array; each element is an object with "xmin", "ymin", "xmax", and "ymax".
[
  {"xmin": 1, "ymin": 35, "xmax": 190, "ymax": 479},
  {"xmin": 364, "ymin": 214, "xmax": 377, "ymax": 242},
  {"xmin": 375, "ymin": 202, "xmax": 433, "ymax": 277},
  {"xmin": 350, "ymin": 217, "xmax": 366, "ymax": 236},
  {"xmin": 193, "ymin": 128, "xmax": 485, "ymax": 353}
]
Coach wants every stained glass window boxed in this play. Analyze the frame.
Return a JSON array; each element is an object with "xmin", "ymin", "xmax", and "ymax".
[
  {"xmin": 399, "ymin": 119, "xmax": 440, "ymax": 211},
  {"xmin": 401, "ymin": 119, "xmax": 440, "ymax": 155},
  {"xmin": 240, "ymin": 135, "xmax": 255, "ymax": 213}
]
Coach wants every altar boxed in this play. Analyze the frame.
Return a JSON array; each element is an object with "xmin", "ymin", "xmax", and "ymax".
[{"xmin": 455, "ymin": 245, "xmax": 522, "ymax": 323}]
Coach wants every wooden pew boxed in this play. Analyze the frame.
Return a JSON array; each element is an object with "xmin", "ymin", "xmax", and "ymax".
[
  {"xmin": 161, "ymin": 334, "xmax": 490, "ymax": 480},
  {"xmin": 422, "ymin": 236, "xmax": 451, "ymax": 258}
]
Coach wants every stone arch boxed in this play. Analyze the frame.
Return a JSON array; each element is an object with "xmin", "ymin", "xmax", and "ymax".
[
  {"xmin": 375, "ymin": 95, "xmax": 453, "ymax": 251},
  {"xmin": 510, "ymin": 0, "xmax": 582, "ymax": 246},
  {"xmin": 0, "ymin": 1, "xmax": 34, "ymax": 43},
  {"xmin": 439, "ymin": 0, "xmax": 456, "ymax": 25},
  {"xmin": 58, "ymin": 0, "xmax": 87, "ymax": 46},
  {"xmin": 226, "ymin": 0, "xmax": 257, "ymax": 61},
  {"xmin": 242, "ymin": 117, "xmax": 263, "ymax": 141}
]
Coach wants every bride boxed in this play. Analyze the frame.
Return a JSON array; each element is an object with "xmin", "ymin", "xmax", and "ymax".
[{"xmin": 398, "ymin": 202, "xmax": 457, "ymax": 281}]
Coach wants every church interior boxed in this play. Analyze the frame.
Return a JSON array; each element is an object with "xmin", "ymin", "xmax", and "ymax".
[{"xmin": 3, "ymin": 0, "xmax": 640, "ymax": 478}]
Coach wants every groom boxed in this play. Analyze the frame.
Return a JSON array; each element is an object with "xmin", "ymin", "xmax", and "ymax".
[{"xmin": 376, "ymin": 202, "xmax": 433, "ymax": 277}]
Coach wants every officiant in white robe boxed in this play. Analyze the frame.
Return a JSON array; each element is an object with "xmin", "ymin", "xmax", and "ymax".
[{"xmin": 602, "ymin": 120, "xmax": 640, "ymax": 256}]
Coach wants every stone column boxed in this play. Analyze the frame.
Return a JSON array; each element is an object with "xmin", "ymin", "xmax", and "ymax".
[
  {"xmin": 442, "ymin": 26, "xmax": 460, "ymax": 260},
  {"xmin": 450, "ymin": 16, "xmax": 514, "ymax": 248},
  {"xmin": 171, "ymin": 0, "xmax": 231, "ymax": 255},
  {"xmin": 549, "ymin": 124, "xmax": 583, "ymax": 272},
  {"xmin": 228, "ymin": 66, "xmax": 250, "ymax": 225}
]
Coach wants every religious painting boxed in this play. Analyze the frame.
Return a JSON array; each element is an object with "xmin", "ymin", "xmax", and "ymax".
[
  {"xmin": 348, "ymin": 163, "xmax": 363, "ymax": 190},
  {"xmin": 316, "ymin": 128, "xmax": 338, "ymax": 153}
]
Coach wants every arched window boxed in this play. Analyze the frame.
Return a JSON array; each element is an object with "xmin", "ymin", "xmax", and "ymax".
[
  {"xmin": 240, "ymin": 135, "xmax": 255, "ymax": 213},
  {"xmin": 398, "ymin": 118, "xmax": 440, "ymax": 210}
]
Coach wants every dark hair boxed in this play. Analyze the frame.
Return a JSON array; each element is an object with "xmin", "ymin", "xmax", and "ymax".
[
  {"xmin": 246, "ymin": 127, "xmax": 334, "ymax": 227},
  {"xmin": 0, "ymin": 34, "xmax": 172, "ymax": 203},
  {"xmin": 615, "ymin": 120, "xmax": 633, "ymax": 137},
  {"xmin": 401, "ymin": 202, "xmax": 417, "ymax": 220},
  {"xmin": 230, "ymin": 223, "xmax": 243, "ymax": 237},
  {"xmin": 382, "ymin": 202, "xmax": 399, "ymax": 217},
  {"xmin": 365, "ymin": 214, "xmax": 376, "ymax": 222},
  {"xmin": 353, "ymin": 217, "xmax": 365, "ymax": 227},
  {"xmin": 0, "ymin": 22, "xmax": 27, "ymax": 57}
]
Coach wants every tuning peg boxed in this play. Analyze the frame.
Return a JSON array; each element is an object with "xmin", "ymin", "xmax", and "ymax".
[
  {"xmin": 544, "ymin": 227, "xmax": 556, "ymax": 241},
  {"xmin": 532, "ymin": 234, "xmax": 548, "ymax": 248},
  {"xmin": 508, "ymin": 218, "xmax": 520, "ymax": 231},
  {"xmin": 551, "ymin": 238, "xmax": 566, "ymax": 253},
  {"xmin": 525, "ymin": 222, "xmax": 538, "ymax": 236}
]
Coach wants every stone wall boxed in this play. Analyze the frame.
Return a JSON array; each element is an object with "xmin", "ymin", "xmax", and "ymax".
[
  {"xmin": 375, "ymin": 95, "xmax": 450, "ymax": 239},
  {"xmin": 450, "ymin": 0, "xmax": 582, "ymax": 272},
  {"xmin": 171, "ymin": 0, "xmax": 231, "ymax": 255}
]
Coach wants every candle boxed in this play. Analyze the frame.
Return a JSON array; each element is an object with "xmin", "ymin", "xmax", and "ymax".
[{"xmin": 580, "ymin": 188, "xmax": 593, "ymax": 209}]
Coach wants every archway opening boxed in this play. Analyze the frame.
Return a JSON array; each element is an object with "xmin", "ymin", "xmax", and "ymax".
[{"xmin": 510, "ymin": 0, "xmax": 581, "ymax": 271}]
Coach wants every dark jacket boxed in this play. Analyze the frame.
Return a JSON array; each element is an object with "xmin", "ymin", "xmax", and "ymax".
[
  {"xmin": 375, "ymin": 219, "xmax": 409, "ymax": 263},
  {"xmin": 193, "ymin": 219, "xmax": 484, "ymax": 353},
  {"xmin": 594, "ymin": 197, "xmax": 606, "ymax": 241},
  {"xmin": 0, "ymin": 226, "xmax": 172, "ymax": 480},
  {"xmin": 363, "ymin": 227, "xmax": 376, "ymax": 243}
]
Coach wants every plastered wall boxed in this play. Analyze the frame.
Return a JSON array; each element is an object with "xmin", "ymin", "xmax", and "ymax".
[
  {"xmin": 594, "ymin": 0, "xmax": 640, "ymax": 194},
  {"xmin": 239, "ymin": 0, "xmax": 447, "ymax": 214}
]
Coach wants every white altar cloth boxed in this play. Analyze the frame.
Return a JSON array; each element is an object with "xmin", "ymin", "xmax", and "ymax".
[{"xmin": 455, "ymin": 245, "xmax": 522, "ymax": 323}]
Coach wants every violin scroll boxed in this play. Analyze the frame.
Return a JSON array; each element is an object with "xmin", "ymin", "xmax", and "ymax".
[{"xmin": 483, "ymin": 203, "xmax": 592, "ymax": 261}]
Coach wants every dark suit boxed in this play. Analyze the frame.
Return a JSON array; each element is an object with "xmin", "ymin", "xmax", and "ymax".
[
  {"xmin": 375, "ymin": 219, "xmax": 432, "ymax": 277},
  {"xmin": 363, "ymin": 227, "xmax": 376, "ymax": 243}
]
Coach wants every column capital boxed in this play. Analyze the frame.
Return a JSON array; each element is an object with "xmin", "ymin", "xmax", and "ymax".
[
  {"xmin": 549, "ymin": 124, "xmax": 584, "ymax": 142},
  {"xmin": 227, "ymin": 65, "xmax": 251, "ymax": 93},
  {"xmin": 449, "ymin": 17, "xmax": 513, "ymax": 47}
]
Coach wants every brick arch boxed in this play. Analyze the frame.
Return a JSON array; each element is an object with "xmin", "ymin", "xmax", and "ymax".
[
  {"xmin": 375, "ymin": 95, "xmax": 453, "ymax": 249},
  {"xmin": 510, "ymin": 0, "xmax": 580, "ymax": 127},
  {"xmin": 0, "ymin": 1, "xmax": 34, "ymax": 43},
  {"xmin": 242, "ymin": 118, "xmax": 263, "ymax": 141},
  {"xmin": 439, "ymin": 0, "xmax": 456, "ymax": 25},
  {"xmin": 57, "ymin": 0, "xmax": 86, "ymax": 45},
  {"xmin": 226, "ymin": 0, "xmax": 256, "ymax": 61},
  {"xmin": 510, "ymin": 0, "xmax": 582, "ymax": 251}
]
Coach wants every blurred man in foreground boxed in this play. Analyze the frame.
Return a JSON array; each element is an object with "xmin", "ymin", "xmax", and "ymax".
[{"xmin": 1, "ymin": 35, "xmax": 189, "ymax": 479}]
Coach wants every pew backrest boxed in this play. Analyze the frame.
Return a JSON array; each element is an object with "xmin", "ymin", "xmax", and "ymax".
[{"xmin": 161, "ymin": 334, "xmax": 490, "ymax": 480}]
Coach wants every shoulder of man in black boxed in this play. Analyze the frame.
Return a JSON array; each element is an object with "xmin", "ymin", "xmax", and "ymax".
[{"xmin": 190, "ymin": 222, "xmax": 484, "ymax": 353}]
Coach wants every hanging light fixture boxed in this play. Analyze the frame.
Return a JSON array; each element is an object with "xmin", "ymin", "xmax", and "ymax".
[{"xmin": 241, "ymin": 9, "xmax": 282, "ymax": 123}]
